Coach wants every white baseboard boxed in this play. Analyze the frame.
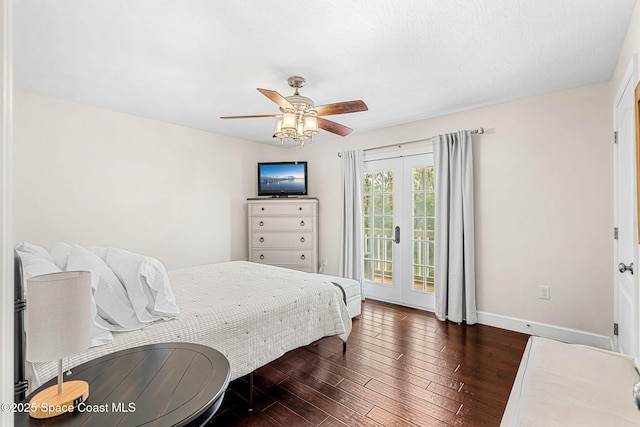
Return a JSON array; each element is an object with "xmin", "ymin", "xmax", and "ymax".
[{"xmin": 477, "ymin": 311, "xmax": 613, "ymax": 350}]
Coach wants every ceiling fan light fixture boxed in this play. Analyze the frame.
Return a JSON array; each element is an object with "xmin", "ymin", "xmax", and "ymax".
[
  {"xmin": 281, "ymin": 111, "xmax": 297, "ymax": 132},
  {"xmin": 303, "ymin": 115, "xmax": 318, "ymax": 136},
  {"xmin": 274, "ymin": 119, "xmax": 284, "ymax": 136}
]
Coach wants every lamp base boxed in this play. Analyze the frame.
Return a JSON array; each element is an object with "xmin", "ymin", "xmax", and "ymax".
[{"xmin": 28, "ymin": 380, "xmax": 89, "ymax": 419}]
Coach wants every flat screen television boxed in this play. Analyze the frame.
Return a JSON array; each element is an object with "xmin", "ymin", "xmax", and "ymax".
[{"xmin": 257, "ymin": 161, "xmax": 308, "ymax": 197}]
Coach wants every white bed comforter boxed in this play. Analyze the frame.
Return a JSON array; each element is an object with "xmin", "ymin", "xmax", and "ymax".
[{"xmin": 28, "ymin": 261, "xmax": 351, "ymax": 391}]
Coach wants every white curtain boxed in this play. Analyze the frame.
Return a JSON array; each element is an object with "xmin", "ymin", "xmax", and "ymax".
[
  {"xmin": 339, "ymin": 149, "xmax": 364, "ymax": 296},
  {"xmin": 432, "ymin": 131, "xmax": 477, "ymax": 324}
]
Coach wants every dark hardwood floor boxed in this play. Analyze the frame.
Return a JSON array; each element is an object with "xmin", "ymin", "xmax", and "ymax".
[{"xmin": 210, "ymin": 300, "xmax": 529, "ymax": 426}]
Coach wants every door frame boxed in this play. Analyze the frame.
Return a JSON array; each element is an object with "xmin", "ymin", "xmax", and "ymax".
[
  {"xmin": 1, "ymin": 0, "xmax": 14, "ymax": 419},
  {"xmin": 613, "ymin": 54, "xmax": 639, "ymax": 354}
]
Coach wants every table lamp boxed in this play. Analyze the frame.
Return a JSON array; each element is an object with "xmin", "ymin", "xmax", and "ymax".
[{"xmin": 26, "ymin": 270, "xmax": 92, "ymax": 419}]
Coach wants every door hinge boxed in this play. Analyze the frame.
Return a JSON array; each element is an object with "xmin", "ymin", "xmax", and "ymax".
[
  {"xmin": 614, "ymin": 131, "xmax": 618, "ymax": 144},
  {"xmin": 614, "ymin": 227, "xmax": 619, "ymax": 240},
  {"xmin": 614, "ymin": 323, "xmax": 619, "ymax": 336}
]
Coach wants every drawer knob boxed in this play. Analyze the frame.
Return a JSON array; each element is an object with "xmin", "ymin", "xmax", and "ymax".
[
  {"xmin": 259, "ymin": 221, "xmax": 264, "ymax": 226},
  {"xmin": 260, "ymin": 254, "xmax": 265, "ymax": 260},
  {"xmin": 261, "ymin": 207, "xmax": 265, "ymax": 211},
  {"xmin": 300, "ymin": 254, "xmax": 306, "ymax": 260},
  {"xmin": 300, "ymin": 237, "xmax": 305, "ymax": 243},
  {"xmin": 259, "ymin": 237, "xmax": 265, "ymax": 242},
  {"xmin": 300, "ymin": 220, "xmax": 305, "ymax": 226},
  {"xmin": 299, "ymin": 207, "xmax": 302, "ymax": 210}
]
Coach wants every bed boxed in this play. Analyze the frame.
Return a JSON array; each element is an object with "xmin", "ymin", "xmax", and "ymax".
[
  {"xmin": 13, "ymin": 245, "xmax": 351, "ymax": 405},
  {"xmin": 501, "ymin": 336, "xmax": 640, "ymax": 426}
]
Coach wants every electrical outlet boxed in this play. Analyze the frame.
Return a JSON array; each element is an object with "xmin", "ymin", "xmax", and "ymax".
[{"xmin": 538, "ymin": 285, "xmax": 550, "ymax": 300}]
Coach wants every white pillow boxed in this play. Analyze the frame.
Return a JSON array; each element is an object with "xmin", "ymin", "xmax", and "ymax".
[
  {"xmin": 49, "ymin": 242, "xmax": 72, "ymax": 270},
  {"xmin": 87, "ymin": 246, "xmax": 109, "ymax": 261},
  {"xmin": 15, "ymin": 242, "xmax": 55, "ymax": 263},
  {"xmin": 89, "ymin": 315, "xmax": 113, "ymax": 347},
  {"xmin": 21, "ymin": 256, "xmax": 61, "ymax": 279},
  {"xmin": 103, "ymin": 248, "xmax": 160, "ymax": 324},
  {"xmin": 105, "ymin": 247, "xmax": 180, "ymax": 320},
  {"xmin": 66, "ymin": 245, "xmax": 143, "ymax": 331},
  {"xmin": 16, "ymin": 243, "xmax": 60, "ymax": 297}
]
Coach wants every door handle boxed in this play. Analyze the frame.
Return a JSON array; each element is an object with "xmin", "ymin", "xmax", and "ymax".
[
  {"xmin": 394, "ymin": 226, "xmax": 400, "ymax": 244},
  {"xmin": 618, "ymin": 262, "xmax": 634, "ymax": 275}
]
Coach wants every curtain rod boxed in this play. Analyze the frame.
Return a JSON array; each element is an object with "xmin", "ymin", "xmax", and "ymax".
[{"xmin": 338, "ymin": 127, "xmax": 484, "ymax": 157}]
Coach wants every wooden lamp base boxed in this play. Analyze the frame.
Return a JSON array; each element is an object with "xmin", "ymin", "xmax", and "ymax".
[{"xmin": 29, "ymin": 380, "xmax": 89, "ymax": 419}]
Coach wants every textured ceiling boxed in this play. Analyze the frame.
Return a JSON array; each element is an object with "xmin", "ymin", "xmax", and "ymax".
[{"xmin": 13, "ymin": 0, "xmax": 637, "ymax": 146}]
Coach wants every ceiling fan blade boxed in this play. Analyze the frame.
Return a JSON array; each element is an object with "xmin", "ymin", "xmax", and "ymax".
[
  {"xmin": 318, "ymin": 117, "xmax": 353, "ymax": 136},
  {"xmin": 220, "ymin": 114, "xmax": 280, "ymax": 119},
  {"xmin": 257, "ymin": 88, "xmax": 294, "ymax": 110},
  {"xmin": 314, "ymin": 100, "xmax": 368, "ymax": 116}
]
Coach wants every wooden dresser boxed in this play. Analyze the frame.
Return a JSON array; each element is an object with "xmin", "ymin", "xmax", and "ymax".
[{"xmin": 247, "ymin": 198, "xmax": 318, "ymax": 273}]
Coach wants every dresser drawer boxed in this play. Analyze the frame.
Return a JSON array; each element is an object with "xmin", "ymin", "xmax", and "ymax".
[
  {"xmin": 251, "ymin": 250, "xmax": 313, "ymax": 267},
  {"xmin": 251, "ymin": 232, "xmax": 313, "ymax": 249},
  {"xmin": 250, "ymin": 202, "xmax": 314, "ymax": 216},
  {"xmin": 251, "ymin": 217, "xmax": 313, "ymax": 231}
]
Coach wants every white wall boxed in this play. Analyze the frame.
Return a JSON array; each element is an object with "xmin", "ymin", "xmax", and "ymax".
[
  {"xmin": 13, "ymin": 91, "xmax": 276, "ymax": 269},
  {"xmin": 300, "ymin": 83, "xmax": 613, "ymax": 339}
]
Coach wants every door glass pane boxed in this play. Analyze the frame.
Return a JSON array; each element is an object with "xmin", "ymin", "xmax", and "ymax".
[
  {"xmin": 426, "ymin": 192, "xmax": 435, "ymax": 216},
  {"xmin": 373, "ymin": 172, "xmax": 383, "ymax": 192},
  {"xmin": 412, "ymin": 166, "xmax": 435, "ymax": 293},
  {"xmin": 363, "ymin": 195, "xmax": 372, "ymax": 216},
  {"xmin": 363, "ymin": 170, "xmax": 394, "ymax": 286},
  {"xmin": 383, "ymin": 171, "xmax": 393, "ymax": 192},
  {"xmin": 413, "ymin": 192, "xmax": 425, "ymax": 216},
  {"xmin": 413, "ymin": 217, "xmax": 425, "ymax": 241}
]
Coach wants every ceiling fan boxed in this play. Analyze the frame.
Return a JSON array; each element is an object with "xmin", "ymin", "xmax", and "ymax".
[{"xmin": 220, "ymin": 76, "xmax": 368, "ymax": 145}]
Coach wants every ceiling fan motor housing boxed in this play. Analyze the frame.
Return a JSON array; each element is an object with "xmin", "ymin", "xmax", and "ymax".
[
  {"xmin": 283, "ymin": 95, "xmax": 314, "ymax": 113},
  {"xmin": 283, "ymin": 76, "xmax": 314, "ymax": 112},
  {"xmin": 287, "ymin": 76, "xmax": 306, "ymax": 89}
]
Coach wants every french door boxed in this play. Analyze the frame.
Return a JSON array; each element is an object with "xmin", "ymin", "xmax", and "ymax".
[{"xmin": 363, "ymin": 153, "xmax": 435, "ymax": 311}]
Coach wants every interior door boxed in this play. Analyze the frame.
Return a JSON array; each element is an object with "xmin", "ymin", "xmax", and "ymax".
[
  {"xmin": 614, "ymin": 60, "xmax": 639, "ymax": 357},
  {"xmin": 363, "ymin": 153, "xmax": 435, "ymax": 311}
]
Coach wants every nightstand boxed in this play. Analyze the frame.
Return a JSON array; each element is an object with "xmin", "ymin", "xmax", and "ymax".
[{"xmin": 15, "ymin": 343, "xmax": 230, "ymax": 426}]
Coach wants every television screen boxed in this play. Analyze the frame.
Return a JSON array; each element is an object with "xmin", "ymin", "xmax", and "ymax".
[{"xmin": 258, "ymin": 162, "xmax": 308, "ymax": 196}]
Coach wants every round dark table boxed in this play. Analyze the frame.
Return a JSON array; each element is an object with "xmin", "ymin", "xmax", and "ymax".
[{"xmin": 15, "ymin": 343, "xmax": 230, "ymax": 426}]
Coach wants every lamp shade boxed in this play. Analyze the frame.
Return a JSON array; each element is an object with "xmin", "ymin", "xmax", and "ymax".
[
  {"xmin": 281, "ymin": 111, "xmax": 297, "ymax": 131},
  {"xmin": 273, "ymin": 119, "xmax": 284, "ymax": 138},
  {"xmin": 26, "ymin": 271, "xmax": 92, "ymax": 363},
  {"xmin": 303, "ymin": 115, "xmax": 319, "ymax": 135}
]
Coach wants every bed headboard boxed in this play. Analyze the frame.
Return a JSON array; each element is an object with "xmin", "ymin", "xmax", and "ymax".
[{"xmin": 14, "ymin": 250, "xmax": 27, "ymax": 403}]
